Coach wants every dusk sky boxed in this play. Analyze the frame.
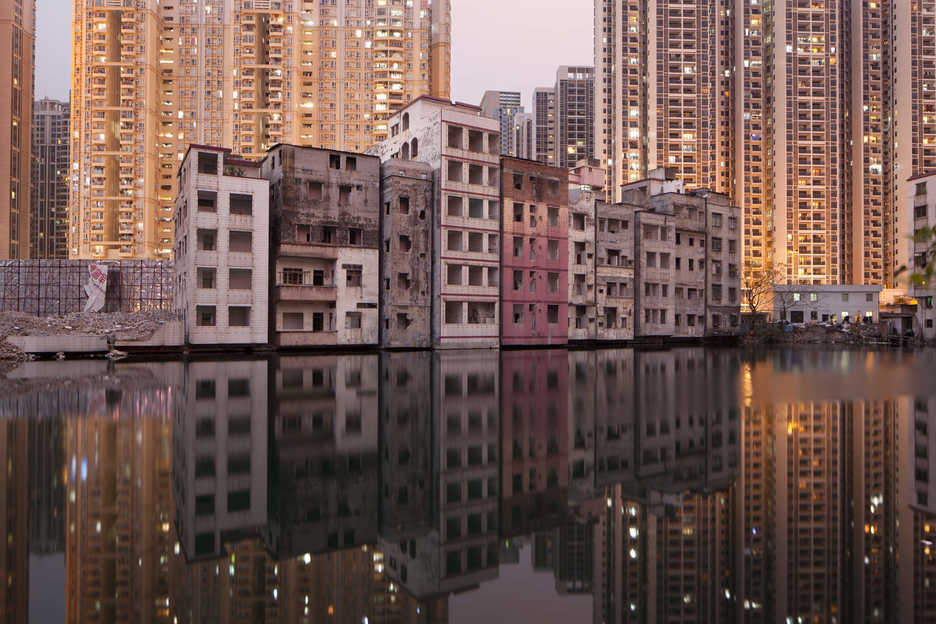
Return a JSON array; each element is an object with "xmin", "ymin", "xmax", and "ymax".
[{"xmin": 35, "ymin": 0, "xmax": 594, "ymax": 109}]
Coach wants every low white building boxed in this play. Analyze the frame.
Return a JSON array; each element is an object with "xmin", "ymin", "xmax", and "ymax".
[
  {"xmin": 771, "ymin": 284, "xmax": 882, "ymax": 324},
  {"xmin": 174, "ymin": 146, "xmax": 269, "ymax": 345}
]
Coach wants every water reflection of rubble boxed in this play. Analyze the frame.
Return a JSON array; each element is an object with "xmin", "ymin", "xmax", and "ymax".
[
  {"xmin": 0, "ymin": 311, "xmax": 177, "ymax": 360},
  {"xmin": 0, "ymin": 361, "xmax": 178, "ymax": 403}
]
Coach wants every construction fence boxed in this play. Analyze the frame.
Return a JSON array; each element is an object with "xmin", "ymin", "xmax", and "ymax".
[{"xmin": 0, "ymin": 260, "xmax": 173, "ymax": 316}]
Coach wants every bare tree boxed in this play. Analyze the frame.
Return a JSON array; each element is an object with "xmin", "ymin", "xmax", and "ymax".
[
  {"xmin": 774, "ymin": 287, "xmax": 799, "ymax": 322},
  {"xmin": 744, "ymin": 263, "xmax": 786, "ymax": 321}
]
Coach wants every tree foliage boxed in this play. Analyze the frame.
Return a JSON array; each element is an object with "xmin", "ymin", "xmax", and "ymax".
[{"xmin": 899, "ymin": 226, "xmax": 936, "ymax": 287}]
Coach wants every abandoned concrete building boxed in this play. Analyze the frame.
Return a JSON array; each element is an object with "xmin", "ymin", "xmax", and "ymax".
[
  {"xmin": 174, "ymin": 146, "xmax": 270, "ymax": 345},
  {"xmin": 380, "ymin": 160, "xmax": 434, "ymax": 348},
  {"xmin": 500, "ymin": 156, "xmax": 569, "ymax": 346},
  {"xmin": 262, "ymin": 145, "xmax": 381, "ymax": 347},
  {"xmin": 596, "ymin": 202, "xmax": 637, "ymax": 340},
  {"xmin": 633, "ymin": 208, "xmax": 676, "ymax": 337},
  {"xmin": 369, "ymin": 96, "xmax": 503, "ymax": 348},
  {"xmin": 623, "ymin": 169, "xmax": 742, "ymax": 337},
  {"xmin": 172, "ymin": 145, "xmax": 739, "ymax": 349},
  {"xmin": 568, "ymin": 161, "xmax": 603, "ymax": 341}
]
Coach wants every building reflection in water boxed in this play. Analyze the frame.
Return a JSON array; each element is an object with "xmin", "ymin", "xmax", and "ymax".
[{"xmin": 0, "ymin": 349, "xmax": 935, "ymax": 622}]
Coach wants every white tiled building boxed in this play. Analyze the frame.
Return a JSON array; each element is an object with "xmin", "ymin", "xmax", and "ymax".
[
  {"xmin": 174, "ymin": 146, "xmax": 269, "ymax": 345},
  {"xmin": 771, "ymin": 284, "xmax": 882, "ymax": 324}
]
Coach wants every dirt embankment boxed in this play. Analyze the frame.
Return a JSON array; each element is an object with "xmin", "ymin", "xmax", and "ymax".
[
  {"xmin": 743, "ymin": 323, "xmax": 906, "ymax": 347},
  {"xmin": 0, "ymin": 311, "xmax": 178, "ymax": 361}
]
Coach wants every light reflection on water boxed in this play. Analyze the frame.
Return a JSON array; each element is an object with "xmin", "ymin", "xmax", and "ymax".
[{"xmin": 1, "ymin": 347, "xmax": 936, "ymax": 623}]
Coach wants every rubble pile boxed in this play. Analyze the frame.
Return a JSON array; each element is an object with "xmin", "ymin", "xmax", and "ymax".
[
  {"xmin": 745, "ymin": 322, "xmax": 890, "ymax": 347},
  {"xmin": 0, "ymin": 311, "xmax": 178, "ymax": 360}
]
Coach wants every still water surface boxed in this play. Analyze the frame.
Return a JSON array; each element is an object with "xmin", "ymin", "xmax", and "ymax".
[{"xmin": 3, "ymin": 347, "xmax": 936, "ymax": 623}]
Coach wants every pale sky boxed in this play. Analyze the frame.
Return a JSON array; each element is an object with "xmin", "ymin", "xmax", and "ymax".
[{"xmin": 35, "ymin": 0, "xmax": 595, "ymax": 109}]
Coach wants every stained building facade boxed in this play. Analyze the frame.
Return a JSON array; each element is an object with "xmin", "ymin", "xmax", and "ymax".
[
  {"xmin": 500, "ymin": 157, "xmax": 569, "ymax": 346},
  {"xmin": 263, "ymin": 145, "xmax": 381, "ymax": 347},
  {"xmin": 369, "ymin": 96, "xmax": 502, "ymax": 349}
]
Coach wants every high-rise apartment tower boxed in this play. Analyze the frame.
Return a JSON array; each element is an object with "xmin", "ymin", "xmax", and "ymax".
[
  {"xmin": 30, "ymin": 98, "xmax": 69, "ymax": 259},
  {"xmin": 0, "ymin": 0, "xmax": 35, "ymax": 259},
  {"xmin": 70, "ymin": 0, "xmax": 451, "ymax": 260},
  {"xmin": 594, "ymin": 0, "xmax": 936, "ymax": 289},
  {"xmin": 555, "ymin": 66, "xmax": 594, "ymax": 169},
  {"xmin": 481, "ymin": 90, "xmax": 523, "ymax": 156}
]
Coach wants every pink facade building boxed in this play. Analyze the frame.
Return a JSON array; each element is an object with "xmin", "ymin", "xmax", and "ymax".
[{"xmin": 500, "ymin": 157, "xmax": 569, "ymax": 346}]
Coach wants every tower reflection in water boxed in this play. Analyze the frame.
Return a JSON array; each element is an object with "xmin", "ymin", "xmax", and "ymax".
[{"xmin": 0, "ymin": 349, "xmax": 935, "ymax": 622}]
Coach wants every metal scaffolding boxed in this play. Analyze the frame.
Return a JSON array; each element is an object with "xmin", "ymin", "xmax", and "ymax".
[{"xmin": 0, "ymin": 260, "xmax": 173, "ymax": 316}]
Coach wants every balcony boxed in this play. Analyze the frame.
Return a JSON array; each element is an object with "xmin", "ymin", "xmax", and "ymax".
[{"xmin": 275, "ymin": 270, "xmax": 337, "ymax": 302}]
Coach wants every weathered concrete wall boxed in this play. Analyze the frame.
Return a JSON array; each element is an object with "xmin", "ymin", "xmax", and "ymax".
[
  {"xmin": 634, "ymin": 211, "xmax": 675, "ymax": 337},
  {"xmin": 264, "ymin": 146, "xmax": 380, "ymax": 347},
  {"xmin": 500, "ymin": 157, "xmax": 569, "ymax": 346},
  {"xmin": 380, "ymin": 160, "xmax": 434, "ymax": 348},
  {"xmin": 568, "ymin": 189, "xmax": 598, "ymax": 340},
  {"xmin": 371, "ymin": 98, "xmax": 502, "ymax": 349},
  {"xmin": 175, "ymin": 147, "xmax": 270, "ymax": 346},
  {"xmin": 659, "ymin": 194, "xmax": 707, "ymax": 338},
  {"xmin": 115, "ymin": 320, "xmax": 185, "ymax": 348},
  {"xmin": 596, "ymin": 202, "xmax": 636, "ymax": 340},
  {"xmin": 8, "ymin": 335, "xmax": 109, "ymax": 354},
  {"xmin": 702, "ymin": 193, "xmax": 742, "ymax": 333}
]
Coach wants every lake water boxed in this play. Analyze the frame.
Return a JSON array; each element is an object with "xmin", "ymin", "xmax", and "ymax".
[{"xmin": 2, "ymin": 346, "xmax": 936, "ymax": 623}]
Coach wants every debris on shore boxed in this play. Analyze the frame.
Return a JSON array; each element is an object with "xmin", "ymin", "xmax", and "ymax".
[
  {"xmin": 0, "ymin": 311, "xmax": 178, "ymax": 361},
  {"xmin": 743, "ymin": 322, "xmax": 914, "ymax": 347}
]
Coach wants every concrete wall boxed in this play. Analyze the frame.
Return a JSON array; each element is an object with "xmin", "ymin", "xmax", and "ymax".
[
  {"xmin": 264, "ymin": 146, "xmax": 380, "ymax": 347},
  {"xmin": 661, "ymin": 194, "xmax": 706, "ymax": 338},
  {"xmin": 596, "ymin": 203, "xmax": 636, "ymax": 340},
  {"xmin": 174, "ymin": 148, "xmax": 270, "ymax": 346},
  {"xmin": 568, "ymin": 189, "xmax": 598, "ymax": 340},
  {"xmin": 370, "ymin": 98, "xmax": 502, "ymax": 348},
  {"xmin": 501, "ymin": 157, "xmax": 569, "ymax": 346},
  {"xmin": 634, "ymin": 211, "xmax": 675, "ymax": 337},
  {"xmin": 702, "ymin": 193, "xmax": 742, "ymax": 333},
  {"xmin": 380, "ymin": 160, "xmax": 434, "ymax": 348}
]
